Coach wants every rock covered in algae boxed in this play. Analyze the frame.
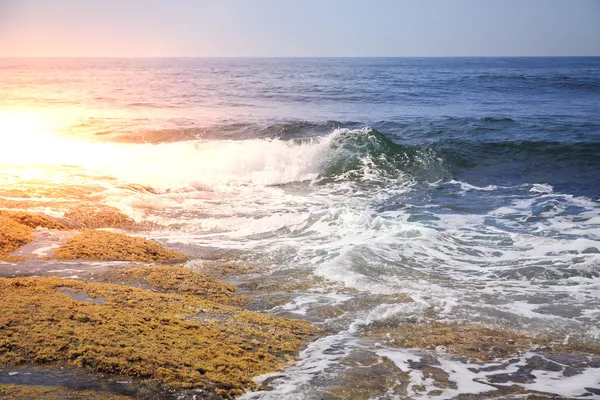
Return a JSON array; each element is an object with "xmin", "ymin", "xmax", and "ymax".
[
  {"xmin": 0, "ymin": 210, "xmax": 67, "ymax": 231},
  {"xmin": 0, "ymin": 210, "xmax": 67, "ymax": 261},
  {"xmin": 0, "ymin": 384, "xmax": 131, "ymax": 400},
  {"xmin": 0, "ymin": 215, "xmax": 33, "ymax": 261},
  {"xmin": 365, "ymin": 323, "xmax": 600, "ymax": 361},
  {"xmin": 53, "ymin": 230, "xmax": 187, "ymax": 262},
  {"xmin": 101, "ymin": 265, "xmax": 240, "ymax": 305},
  {"xmin": 62, "ymin": 206, "xmax": 153, "ymax": 230},
  {"xmin": 0, "ymin": 275, "xmax": 314, "ymax": 398},
  {"xmin": 0, "ymin": 209, "xmax": 184, "ymax": 263}
]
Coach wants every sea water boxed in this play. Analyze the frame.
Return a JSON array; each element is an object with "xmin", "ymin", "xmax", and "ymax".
[{"xmin": 1, "ymin": 57, "xmax": 599, "ymax": 398}]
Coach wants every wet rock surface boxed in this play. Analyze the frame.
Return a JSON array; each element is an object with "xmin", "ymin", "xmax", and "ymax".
[{"xmin": 230, "ymin": 270, "xmax": 600, "ymax": 399}]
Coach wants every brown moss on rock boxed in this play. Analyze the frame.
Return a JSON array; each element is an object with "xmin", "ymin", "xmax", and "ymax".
[
  {"xmin": 62, "ymin": 207, "xmax": 154, "ymax": 231},
  {"xmin": 0, "ymin": 384, "xmax": 131, "ymax": 400},
  {"xmin": 0, "ymin": 209, "xmax": 181, "ymax": 263},
  {"xmin": 0, "ymin": 276, "xmax": 314, "ymax": 398},
  {"xmin": 102, "ymin": 265, "xmax": 239, "ymax": 305},
  {"xmin": 0, "ymin": 215, "xmax": 33, "ymax": 261},
  {"xmin": 376, "ymin": 323, "xmax": 536, "ymax": 361},
  {"xmin": 0, "ymin": 210, "xmax": 68, "ymax": 231},
  {"xmin": 192, "ymin": 261, "xmax": 255, "ymax": 279},
  {"xmin": 0, "ymin": 210, "xmax": 70, "ymax": 260},
  {"xmin": 365, "ymin": 323, "xmax": 600, "ymax": 361},
  {"xmin": 53, "ymin": 230, "xmax": 188, "ymax": 262}
]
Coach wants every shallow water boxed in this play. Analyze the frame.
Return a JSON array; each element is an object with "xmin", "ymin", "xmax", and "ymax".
[{"xmin": 1, "ymin": 57, "xmax": 599, "ymax": 398}]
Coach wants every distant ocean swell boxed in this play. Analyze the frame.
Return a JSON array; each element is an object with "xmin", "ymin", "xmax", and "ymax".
[
  {"xmin": 91, "ymin": 118, "xmax": 600, "ymax": 144},
  {"xmin": 474, "ymin": 74, "xmax": 600, "ymax": 90}
]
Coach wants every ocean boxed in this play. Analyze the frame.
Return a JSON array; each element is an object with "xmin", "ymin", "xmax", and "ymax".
[{"xmin": 1, "ymin": 57, "xmax": 600, "ymax": 398}]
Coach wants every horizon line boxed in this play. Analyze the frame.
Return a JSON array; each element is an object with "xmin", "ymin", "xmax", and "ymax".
[{"xmin": 1, "ymin": 55, "xmax": 599, "ymax": 59}]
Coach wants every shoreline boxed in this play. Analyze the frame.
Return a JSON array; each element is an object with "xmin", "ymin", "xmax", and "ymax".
[{"xmin": 0, "ymin": 209, "xmax": 315, "ymax": 399}]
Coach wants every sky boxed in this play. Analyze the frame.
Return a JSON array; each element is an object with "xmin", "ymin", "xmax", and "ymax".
[{"xmin": 0, "ymin": 0, "xmax": 598, "ymax": 57}]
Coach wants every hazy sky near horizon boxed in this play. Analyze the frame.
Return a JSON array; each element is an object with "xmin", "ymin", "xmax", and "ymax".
[{"xmin": 0, "ymin": 0, "xmax": 598, "ymax": 57}]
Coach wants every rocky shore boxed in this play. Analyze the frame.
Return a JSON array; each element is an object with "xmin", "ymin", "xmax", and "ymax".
[{"xmin": 0, "ymin": 209, "xmax": 314, "ymax": 399}]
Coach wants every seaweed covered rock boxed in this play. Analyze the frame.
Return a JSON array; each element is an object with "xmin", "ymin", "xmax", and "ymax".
[
  {"xmin": 0, "ymin": 276, "xmax": 314, "ymax": 398},
  {"xmin": 0, "ymin": 215, "xmax": 33, "ymax": 261},
  {"xmin": 365, "ymin": 323, "xmax": 600, "ymax": 361},
  {"xmin": 0, "ymin": 209, "xmax": 183, "ymax": 263},
  {"xmin": 62, "ymin": 206, "xmax": 152, "ymax": 230},
  {"xmin": 0, "ymin": 210, "xmax": 67, "ymax": 231},
  {"xmin": 0, "ymin": 211, "xmax": 67, "ymax": 261},
  {"xmin": 102, "ymin": 265, "xmax": 240, "ymax": 305},
  {"xmin": 0, "ymin": 384, "xmax": 131, "ymax": 400},
  {"xmin": 53, "ymin": 230, "xmax": 187, "ymax": 262}
]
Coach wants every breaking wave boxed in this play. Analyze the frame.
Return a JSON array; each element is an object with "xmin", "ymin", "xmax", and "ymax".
[{"xmin": 2, "ymin": 125, "xmax": 599, "ymax": 197}]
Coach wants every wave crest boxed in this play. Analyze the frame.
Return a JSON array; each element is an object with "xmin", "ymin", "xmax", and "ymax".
[{"xmin": 90, "ymin": 127, "xmax": 444, "ymax": 189}]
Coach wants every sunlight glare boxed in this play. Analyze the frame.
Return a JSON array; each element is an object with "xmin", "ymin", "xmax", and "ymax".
[{"xmin": 0, "ymin": 110, "xmax": 112, "ymax": 169}]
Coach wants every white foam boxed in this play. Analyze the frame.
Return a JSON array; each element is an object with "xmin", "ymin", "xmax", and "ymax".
[
  {"xmin": 524, "ymin": 366, "xmax": 600, "ymax": 398},
  {"xmin": 241, "ymin": 301, "xmax": 429, "ymax": 398},
  {"xmin": 448, "ymin": 179, "xmax": 500, "ymax": 192},
  {"xmin": 378, "ymin": 349, "xmax": 600, "ymax": 399},
  {"xmin": 269, "ymin": 292, "xmax": 353, "ymax": 316},
  {"xmin": 32, "ymin": 244, "xmax": 60, "ymax": 257},
  {"xmin": 376, "ymin": 348, "xmax": 495, "ymax": 398},
  {"xmin": 46, "ymin": 269, "xmax": 86, "ymax": 273},
  {"xmin": 0, "ymin": 128, "xmax": 353, "ymax": 190},
  {"xmin": 240, "ymin": 332, "xmax": 358, "ymax": 399},
  {"xmin": 530, "ymin": 183, "xmax": 554, "ymax": 194}
]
